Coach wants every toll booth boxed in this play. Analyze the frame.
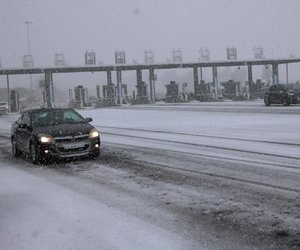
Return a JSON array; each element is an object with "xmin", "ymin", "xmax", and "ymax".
[
  {"xmin": 221, "ymin": 80, "xmax": 241, "ymax": 100},
  {"xmin": 10, "ymin": 90, "xmax": 19, "ymax": 112},
  {"xmin": 74, "ymin": 85, "xmax": 87, "ymax": 108},
  {"xmin": 251, "ymin": 79, "xmax": 266, "ymax": 98},
  {"xmin": 132, "ymin": 81, "xmax": 150, "ymax": 104},
  {"xmin": 121, "ymin": 84, "xmax": 128, "ymax": 97},
  {"xmin": 194, "ymin": 80, "xmax": 212, "ymax": 101},
  {"xmin": 102, "ymin": 83, "xmax": 117, "ymax": 106},
  {"xmin": 96, "ymin": 85, "xmax": 101, "ymax": 99},
  {"xmin": 165, "ymin": 81, "xmax": 181, "ymax": 103}
]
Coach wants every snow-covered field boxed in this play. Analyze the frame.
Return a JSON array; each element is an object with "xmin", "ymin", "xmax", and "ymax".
[{"xmin": 0, "ymin": 101, "xmax": 299, "ymax": 249}]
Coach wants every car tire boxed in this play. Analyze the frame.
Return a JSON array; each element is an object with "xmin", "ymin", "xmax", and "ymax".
[
  {"xmin": 90, "ymin": 150, "xmax": 100, "ymax": 158},
  {"xmin": 283, "ymin": 97, "xmax": 290, "ymax": 106},
  {"xmin": 264, "ymin": 97, "xmax": 271, "ymax": 106},
  {"xmin": 11, "ymin": 138, "xmax": 21, "ymax": 157},
  {"xmin": 30, "ymin": 142, "xmax": 40, "ymax": 164}
]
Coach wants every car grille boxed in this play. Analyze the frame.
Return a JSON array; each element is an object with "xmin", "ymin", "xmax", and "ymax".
[
  {"xmin": 54, "ymin": 134, "xmax": 90, "ymax": 154},
  {"xmin": 54, "ymin": 134, "xmax": 89, "ymax": 143}
]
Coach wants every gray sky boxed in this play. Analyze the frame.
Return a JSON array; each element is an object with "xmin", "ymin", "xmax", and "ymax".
[
  {"xmin": 1, "ymin": 0, "xmax": 300, "ymax": 92},
  {"xmin": 1, "ymin": 0, "xmax": 300, "ymax": 66}
]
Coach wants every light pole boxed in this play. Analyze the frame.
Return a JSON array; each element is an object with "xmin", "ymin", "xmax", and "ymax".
[
  {"xmin": 24, "ymin": 21, "xmax": 33, "ymax": 88},
  {"xmin": 24, "ymin": 21, "xmax": 32, "ymax": 54}
]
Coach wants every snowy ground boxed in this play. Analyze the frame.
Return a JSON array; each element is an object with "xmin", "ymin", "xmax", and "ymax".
[{"xmin": 0, "ymin": 100, "xmax": 299, "ymax": 249}]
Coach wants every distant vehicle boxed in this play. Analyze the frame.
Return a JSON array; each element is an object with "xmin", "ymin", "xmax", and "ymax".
[
  {"xmin": 0, "ymin": 102, "xmax": 8, "ymax": 115},
  {"xmin": 263, "ymin": 84, "xmax": 300, "ymax": 106},
  {"xmin": 11, "ymin": 108, "xmax": 101, "ymax": 163}
]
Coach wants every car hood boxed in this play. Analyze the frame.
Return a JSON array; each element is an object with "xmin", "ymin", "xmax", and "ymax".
[
  {"xmin": 289, "ymin": 89, "xmax": 300, "ymax": 94},
  {"xmin": 34, "ymin": 122, "xmax": 94, "ymax": 137}
]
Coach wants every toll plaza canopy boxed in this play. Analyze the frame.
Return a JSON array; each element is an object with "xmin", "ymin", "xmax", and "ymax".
[{"xmin": 1, "ymin": 57, "xmax": 300, "ymax": 75}]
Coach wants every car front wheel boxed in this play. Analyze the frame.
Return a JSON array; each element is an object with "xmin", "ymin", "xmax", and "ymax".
[
  {"xmin": 282, "ymin": 97, "xmax": 290, "ymax": 106},
  {"xmin": 89, "ymin": 150, "xmax": 100, "ymax": 158},
  {"xmin": 264, "ymin": 97, "xmax": 271, "ymax": 106},
  {"xmin": 30, "ymin": 143, "xmax": 40, "ymax": 164},
  {"xmin": 12, "ymin": 138, "xmax": 21, "ymax": 157}
]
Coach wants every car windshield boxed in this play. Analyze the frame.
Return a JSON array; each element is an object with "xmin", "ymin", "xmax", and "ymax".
[
  {"xmin": 33, "ymin": 109, "xmax": 85, "ymax": 126},
  {"xmin": 286, "ymin": 84, "xmax": 300, "ymax": 91}
]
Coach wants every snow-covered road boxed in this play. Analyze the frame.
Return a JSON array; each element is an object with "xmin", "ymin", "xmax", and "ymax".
[{"xmin": 0, "ymin": 101, "xmax": 299, "ymax": 249}]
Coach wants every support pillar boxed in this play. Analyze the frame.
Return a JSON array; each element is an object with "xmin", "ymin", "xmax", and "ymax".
[
  {"xmin": 248, "ymin": 64, "xmax": 253, "ymax": 98},
  {"xmin": 212, "ymin": 66, "xmax": 218, "ymax": 99},
  {"xmin": 136, "ymin": 69, "xmax": 148, "ymax": 103},
  {"xmin": 286, "ymin": 63, "xmax": 289, "ymax": 84},
  {"xmin": 136, "ymin": 69, "xmax": 143, "ymax": 103},
  {"xmin": 149, "ymin": 68, "xmax": 156, "ymax": 103},
  {"xmin": 200, "ymin": 67, "xmax": 203, "ymax": 81},
  {"xmin": 272, "ymin": 63, "xmax": 279, "ymax": 85},
  {"xmin": 193, "ymin": 66, "xmax": 198, "ymax": 94},
  {"xmin": 104, "ymin": 70, "xmax": 116, "ymax": 104},
  {"xmin": 6, "ymin": 75, "xmax": 10, "ymax": 112},
  {"xmin": 45, "ymin": 72, "xmax": 54, "ymax": 108},
  {"xmin": 116, "ymin": 70, "xmax": 123, "ymax": 104},
  {"xmin": 107, "ymin": 70, "xmax": 112, "ymax": 85},
  {"xmin": 137, "ymin": 69, "xmax": 142, "ymax": 85}
]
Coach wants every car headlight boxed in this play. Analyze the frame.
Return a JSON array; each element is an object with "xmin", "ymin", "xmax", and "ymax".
[
  {"xmin": 89, "ymin": 128, "xmax": 99, "ymax": 139},
  {"xmin": 38, "ymin": 134, "xmax": 54, "ymax": 143}
]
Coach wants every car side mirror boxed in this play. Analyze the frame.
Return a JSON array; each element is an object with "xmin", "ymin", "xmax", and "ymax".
[
  {"xmin": 19, "ymin": 123, "xmax": 28, "ymax": 129},
  {"xmin": 85, "ymin": 117, "xmax": 93, "ymax": 122}
]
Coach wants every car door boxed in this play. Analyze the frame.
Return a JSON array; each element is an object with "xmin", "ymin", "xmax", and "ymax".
[
  {"xmin": 16, "ymin": 112, "xmax": 32, "ymax": 153},
  {"xmin": 277, "ymin": 85, "xmax": 287, "ymax": 103},
  {"xmin": 268, "ymin": 85, "xmax": 278, "ymax": 103}
]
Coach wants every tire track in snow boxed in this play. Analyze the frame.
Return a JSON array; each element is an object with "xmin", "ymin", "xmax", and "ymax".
[{"xmin": 97, "ymin": 127, "xmax": 300, "ymax": 162}]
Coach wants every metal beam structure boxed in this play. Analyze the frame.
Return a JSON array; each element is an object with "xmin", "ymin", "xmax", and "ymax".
[{"xmin": 1, "ymin": 58, "xmax": 299, "ymax": 76}]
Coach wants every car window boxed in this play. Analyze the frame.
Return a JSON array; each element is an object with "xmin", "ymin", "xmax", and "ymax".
[
  {"xmin": 20, "ymin": 113, "xmax": 31, "ymax": 126},
  {"xmin": 277, "ymin": 85, "xmax": 286, "ymax": 92},
  {"xmin": 32, "ymin": 109, "xmax": 85, "ymax": 126},
  {"xmin": 33, "ymin": 111, "xmax": 50, "ymax": 126},
  {"xmin": 63, "ymin": 110, "xmax": 85, "ymax": 123}
]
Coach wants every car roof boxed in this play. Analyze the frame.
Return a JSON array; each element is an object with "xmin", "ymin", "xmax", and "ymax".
[{"xmin": 22, "ymin": 107, "xmax": 74, "ymax": 114}]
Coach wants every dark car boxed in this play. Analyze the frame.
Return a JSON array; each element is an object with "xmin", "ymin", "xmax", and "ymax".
[
  {"xmin": 11, "ymin": 108, "xmax": 101, "ymax": 163},
  {"xmin": 264, "ymin": 84, "xmax": 300, "ymax": 106}
]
